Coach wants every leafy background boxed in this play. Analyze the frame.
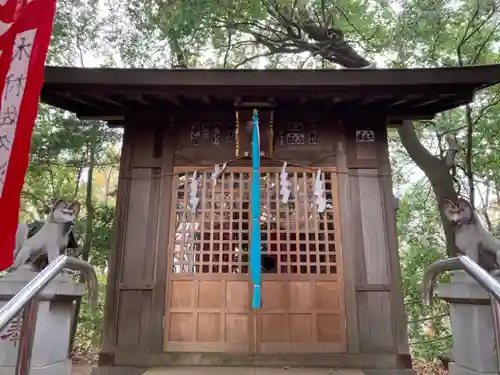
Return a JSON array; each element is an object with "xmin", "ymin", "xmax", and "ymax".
[{"xmin": 18, "ymin": 0, "xmax": 500, "ymax": 373}]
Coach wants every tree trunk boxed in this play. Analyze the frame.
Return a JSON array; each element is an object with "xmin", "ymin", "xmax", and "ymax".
[
  {"xmin": 398, "ymin": 121, "xmax": 458, "ymax": 256},
  {"xmin": 73, "ymin": 165, "xmax": 83, "ymax": 200},
  {"xmin": 69, "ymin": 148, "xmax": 95, "ymax": 353}
]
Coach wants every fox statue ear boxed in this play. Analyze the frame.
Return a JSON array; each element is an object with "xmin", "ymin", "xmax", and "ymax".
[
  {"xmin": 443, "ymin": 199, "xmax": 457, "ymax": 209},
  {"xmin": 457, "ymin": 197, "xmax": 472, "ymax": 208},
  {"xmin": 443, "ymin": 199, "xmax": 457, "ymax": 222},
  {"xmin": 52, "ymin": 199, "xmax": 67, "ymax": 213},
  {"xmin": 68, "ymin": 201, "xmax": 81, "ymax": 216}
]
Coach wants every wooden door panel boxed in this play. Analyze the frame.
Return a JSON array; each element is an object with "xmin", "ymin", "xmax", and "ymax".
[
  {"xmin": 164, "ymin": 169, "xmax": 252, "ymax": 352},
  {"xmin": 258, "ymin": 279, "xmax": 346, "ymax": 353},
  {"xmin": 256, "ymin": 169, "xmax": 346, "ymax": 353},
  {"xmin": 165, "ymin": 279, "xmax": 251, "ymax": 352}
]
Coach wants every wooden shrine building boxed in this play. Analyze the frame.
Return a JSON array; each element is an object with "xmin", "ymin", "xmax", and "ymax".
[{"xmin": 41, "ymin": 65, "xmax": 500, "ymax": 372}]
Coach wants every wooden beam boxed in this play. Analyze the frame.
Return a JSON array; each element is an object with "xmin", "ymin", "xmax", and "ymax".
[
  {"xmin": 387, "ymin": 114, "xmax": 436, "ymax": 122},
  {"xmin": 107, "ymin": 120, "xmax": 124, "ymax": 128},
  {"xmin": 118, "ymin": 92, "xmax": 149, "ymax": 105},
  {"xmin": 361, "ymin": 95, "xmax": 393, "ymax": 105},
  {"xmin": 411, "ymin": 99, "xmax": 441, "ymax": 108},
  {"xmin": 43, "ymin": 64, "xmax": 500, "ymax": 88},
  {"xmin": 42, "ymin": 86, "xmax": 480, "ymax": 109},
  {"xmin": 40, "ymin": 91, "xmax": 83, "ymax": 114},
  {"xmin": 387, "ymin": 98, "xmax": 413, "ymax": 107},
  {"xmin": 235, "ymin": 101, "xmax": 275, "ymax": 108},
  {"xmin": 79, "ymin": 115, "xmax": 125, "ymax": 121},
  {"xmin": 148, "ymin": 92, "xmax": 181, "ymax": 106},
  {"xmin": 87, "ymin": 92, "xmax": 124, "ymax": 107},
  {"xmin": 57, "ymin": 92, "xmax": 102, "ymax": 108},
  {"xmin": 71, "ymin": 102, "xmax": 442, "ymax": 121}
]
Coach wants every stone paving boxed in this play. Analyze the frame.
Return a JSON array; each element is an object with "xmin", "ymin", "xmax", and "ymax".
[
  {"xmin": 71, "ymin": 366, "xmax": 364, "ymax": 375},
  {"xmin": 72, "ymin": 365, "xmax": 93, "ymax": 375},
  {"xmin": 143, "ymin": 368, "xmax": 363, "ymax": 375}
]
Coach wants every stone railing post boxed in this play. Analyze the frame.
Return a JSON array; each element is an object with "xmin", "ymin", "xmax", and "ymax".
[
  {"xmin": 0, "ymin": 269, "xmax": 84, "ymax": 375},
  {"xmin": 436, "ymin": 270, "xmax": 499, "ymax": 375}
]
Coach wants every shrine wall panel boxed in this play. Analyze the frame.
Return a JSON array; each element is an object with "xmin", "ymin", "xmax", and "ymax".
[
  {"xmin": 348, "ymin": 167, "xmax": 409, "ymax": 354},
  {"xmin": 272, "ymin": 110, "xmax": 337, "ymax": 166},
  {"xmin": 124, "ymin": 111, "xmax": 388, "ymax": 169},
  {"xmin": 173, "ymin": 109, "xmax": 338, "ymax": 167},
  {"xmin": 174, "ymin": 111, "xmax": 238, "ymax": 165},
  {"xmin": 112, "ymin": 168, "xmax": 159, "ymax": 351},
  {"xmin": 127, "ymin": 118, "xmax": 171, "ymax": 168},
  {"xmin": 376, "ymin": 136, "xmax": 410, "ymax": 355},
  {"xmin": 356, "ymin": 291, "xmax": 395, "ymax": 352},
  {"xmin": 345, "ymin": 119, "xmax": 388, "ymax": 169},
  {"xmin": 101, "ymin": 121, "xmax": 174, "ymax": 363},
  {"xmin": 336, "ymin": 120, "xmax": 408, "ymax": 355},
  {"xmin": 350, "ymin": 170, "xmax": 395, "ymax": 352},
  {"xmin": 355, "ymin": 170, "xmax": 389, "ymax": 284}
]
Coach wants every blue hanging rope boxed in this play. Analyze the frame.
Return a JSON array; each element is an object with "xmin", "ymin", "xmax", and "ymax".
[{"xmin": 250, "ymin": 109, "xmax": 261, "ymax": 309}]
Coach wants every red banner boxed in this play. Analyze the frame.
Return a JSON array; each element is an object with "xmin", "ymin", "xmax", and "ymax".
[{"xmin": 0, "ymin": 0, "xmax": 57, "ymax": 271}]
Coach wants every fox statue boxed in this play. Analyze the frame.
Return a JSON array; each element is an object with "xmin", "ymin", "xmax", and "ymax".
[
  {"xmin": 443, "ymin": 197, "xmax": 500, "ymax": 270},
  {"xmin": 10, "ymin": 199, "xmax": 80, "ymax": 272}
]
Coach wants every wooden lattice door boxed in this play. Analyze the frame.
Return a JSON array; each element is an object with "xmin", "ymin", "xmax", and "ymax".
[
  {"xmin": 163, "ymin": 167, "xmax": 346, "ymax": 354},
  {"xmin": 164, "ymin": 167, "xmax": 252, "ymax": 353},
  {"xmin": 256, "ymin": 168, "xmax": 346, "ymax": 353}
]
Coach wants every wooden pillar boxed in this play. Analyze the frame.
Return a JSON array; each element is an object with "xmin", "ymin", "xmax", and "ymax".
[
  {"xmin": 377, "ymin": 129, "xmax": 411, "ymax": 360},
  {"xmin": 341, "ymin": 122, "xmax": 410, "ymax": 361},
  {"xmin": 336, "ymin": 124, "xmax": 360, "ymax": 353},
  {"xmin": 100, "ymin": 125, "xmax": 133, "ymax": 365},
  {"xmin": 150, "ymin": 121, "xmax": 174, "ymax": 352}
]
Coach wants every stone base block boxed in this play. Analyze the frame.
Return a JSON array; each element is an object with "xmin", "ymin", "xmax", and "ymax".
[
  {"xmin": 0, "ymin": 359, "xmax": 71, "ymax": 375},
  {"xmin": 437, "ymin": 273, "xmax": 500, "ymax": 373},
  {"xmin": 0, "ymin": 270, "xmax": 85, "ymax": 375},
  {"xmin": 449, "ymin": 362, "xmax": 497, "ymax": 375}
]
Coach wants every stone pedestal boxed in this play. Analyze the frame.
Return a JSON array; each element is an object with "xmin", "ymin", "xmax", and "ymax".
[
  {"xmin": 0, "ymin": 269, "xmax": 85, "ymax": 375},
  {"xmin": 436, "ymin": 270, "xmax": 499, "ymax": 375}
]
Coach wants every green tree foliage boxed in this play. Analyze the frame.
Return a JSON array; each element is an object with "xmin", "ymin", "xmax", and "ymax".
[
  {"xmin": 24, "ymin": 107, "xmax": 121, "ymax": 355},
  {"xmin": 19, "ymin": 0, "xmax": 123, "ymax": 357},
  {"xmin": 395, "ymin": 178, "xmax": 452, "ymax": 359}
]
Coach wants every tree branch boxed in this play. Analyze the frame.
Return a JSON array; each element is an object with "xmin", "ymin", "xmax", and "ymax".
[
  {"xmin": 224, "ymin": 0, "xmax": 372, "ymax": 68},
  {"xmin": 444, "ymin": 133, "xmax": 459, "ymax": 169},
  {"xmin": 397, "ymin": 120, "xmax": 438, "ymax": 171},
  {"xmin": 397, "ymin": 120, "xmax": 459, "ymax": 256},
  {"xmin": 472, "ymin": 20, "xmax": 500, "ymax": 64},
  {"xmin": 21, "ymin": 191, "xmax": 50, "ymax": 213},
  {"xmin": 473, "ymin": 91, "xmax": 500, "ymax": 125},
  {"xmin": 223, "ymin": 29, "xmax": 233, "ymax": 68}
]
